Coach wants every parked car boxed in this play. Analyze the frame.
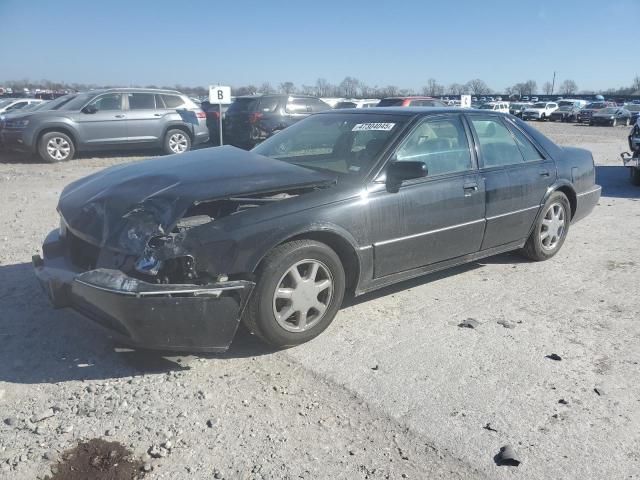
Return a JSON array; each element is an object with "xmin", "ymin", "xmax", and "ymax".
[
  {"xmin": 531, "ymin": 96, "xmax": 539, "ymax": 102},
  {"xmin": 522, "ymin": 102, "xmax": 559, "ymax": 121},
  {"xmin": 377, "ymin": 96, "xmax": 447, "ymax": 107},
  {"xmin": 509, "ymin": 102, "xmax": 533, "ymax": 118},
  {"xmin": 33, "ymin": 108, "xmax": 600, "ymax": 351},
  {"xmin": 522, "ymin": 96, "xmax": 530, "ymax": 101},
  {"xmin": 334, "ymin": 99, "xmax": 380, "ymax": 109},
  {"xmin": 623, "ymin": 122, "xmax": 640, "ymax": 185},
  {"xmin": 0, "ymin": 98, "xmax": 44, "ymax": 114},
  {"xmin": 1, "ymin": 88, "xmax": 208, "ymax": 162},
  {"xmin": 624, "ymin": 103, "xmax": 640, "ymax": 124},
  {"xmin": 224, "ymin": 94, "xmax": 330, "ymax": 149},
  {"xmin": 478, "ymin": 102, "xmax": 509, "ymax": 113},
  {"xmin": 576, "ymin": 101, "xmax": 615, "ymax": 123},
  {"xmin": 589, "ymin": 107, "xmax": 632, "ymax": 126},
  {"xmin": 549, "ymin": 104, "xmax": 581, "ymax": 122}
]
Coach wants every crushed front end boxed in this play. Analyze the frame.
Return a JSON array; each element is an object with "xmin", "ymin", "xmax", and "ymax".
[{"xmin": 33, "ymin": 225, "xmax": 254, "ymax": 352}]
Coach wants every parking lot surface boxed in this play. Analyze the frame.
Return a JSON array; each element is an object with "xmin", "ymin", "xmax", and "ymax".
[{"xmin": 0, "ymin": 122, "xmax": 638, "ymax": 479}]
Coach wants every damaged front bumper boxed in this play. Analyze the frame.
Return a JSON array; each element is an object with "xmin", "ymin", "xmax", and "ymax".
[{"xmin": 33, "ymin": 230, "xmax": 255, "ymax": 352}]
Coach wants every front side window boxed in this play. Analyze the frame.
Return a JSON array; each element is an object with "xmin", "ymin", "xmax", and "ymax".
[
  {"xmin": 252, "ymin": 113, "xmax": 407, "ymax": 177},
  {"xmin": 285, "ymin": 98, "xmax": 311, "ymax": 114},
  {"xmin": 470, "ymin": 117, "xmax": 525, "ymax": 168},
  {"xmin": 395, "ymin": 116, "xmax": 472, "ymax": 176},
  {"xmin": 87, "ymin": 93, "xmax": 122, "ymax": 111},
  {"xmin": 128, "ymin": 93, "xmax": 155, "ymax": 110}
]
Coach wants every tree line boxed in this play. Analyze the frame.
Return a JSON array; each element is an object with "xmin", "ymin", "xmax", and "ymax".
[{"xmin": 3, "ymin": 76, "xmax": 640, "ymax": 98}]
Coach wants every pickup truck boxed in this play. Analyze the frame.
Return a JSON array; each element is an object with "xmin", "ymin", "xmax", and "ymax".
[
  {"xmin": 622, "ymin": 123, "xmax": 640, "ymax": 185},
  {"xmin": 522, "ymin": 102, "xmax": 559, "ymax": 121}
]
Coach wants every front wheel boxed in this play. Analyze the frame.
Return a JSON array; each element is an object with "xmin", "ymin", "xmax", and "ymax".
[
  {"xmin": 163, "ymin": 129, "xmax": 191, "ymax": 155},
  {"xmin": 243, "ymin": 240, "xmax": 346, "ymax": 348},
  {"xmin": 625, "ymin": 118, "xmax": 630, "ymax": 127},
  {"xmin": 38, "ymin": 131, "xmax": 75, "ymax": 163},
  {"xmin": 612, "ymin": 119, "xmax": 618, "ymax": 127},
  {"xmin": 520, "ymin": 192, "xmax": 571, "ymax": 261}
]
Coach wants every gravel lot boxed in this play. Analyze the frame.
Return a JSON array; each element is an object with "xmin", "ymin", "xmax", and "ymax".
[{"xmin": 0, "ymin": 122, "xmax": 638, "ymax": 479}]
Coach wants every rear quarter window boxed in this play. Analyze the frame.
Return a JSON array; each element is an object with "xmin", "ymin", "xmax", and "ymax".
[{"xmin": 161, "ymin": 94, "xmax": 186, "ymax": 109}]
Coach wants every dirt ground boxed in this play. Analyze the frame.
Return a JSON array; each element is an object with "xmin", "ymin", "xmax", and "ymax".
[{"xmin": 0, "ymin": 122, "xmax": 638, "ymax": 479}]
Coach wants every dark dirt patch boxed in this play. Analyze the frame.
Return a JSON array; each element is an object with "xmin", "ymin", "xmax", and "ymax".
[{"xmin": 45, "ymin": 438, "xmax": 145, "ymax": 480}]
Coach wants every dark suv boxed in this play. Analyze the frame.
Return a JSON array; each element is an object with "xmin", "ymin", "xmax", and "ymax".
[{"xmin": 224, "ymin": 94, "xmax": 330, "ymax": 148}]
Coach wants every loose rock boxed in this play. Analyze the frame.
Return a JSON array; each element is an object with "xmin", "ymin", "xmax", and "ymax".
[
  {"xmin": 545, "ymin": 353, "xmax": 562, "ymax": 361},
  {"xmin": 458, "ymin": 318, "xmax": 480, "ymax": 329},
  {"xmin": 31, "ymin": 408, "xmax": 55, "ymax": 423},
  {"xmin": 494, "ymin": 445, "xmax": 520, "ymax": 467}
]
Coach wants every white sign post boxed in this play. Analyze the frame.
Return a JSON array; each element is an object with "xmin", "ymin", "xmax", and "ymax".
[
  {"xmin": 209, "ymin": 85, "xmax": 232, "ymax": 146},
  {"xmin": 460, "ymin": 94, "xmax": 472, "ymax": 109}
]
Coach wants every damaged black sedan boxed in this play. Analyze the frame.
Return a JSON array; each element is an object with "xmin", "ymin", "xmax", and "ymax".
[{"xmin": 34, "ymin": 109, "xmax": 601, "ymax": 351}]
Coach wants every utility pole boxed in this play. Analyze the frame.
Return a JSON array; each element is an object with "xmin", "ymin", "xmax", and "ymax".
[{"xmin": 551, "ymin": 71, "xmax": 556, "ymax": 95}]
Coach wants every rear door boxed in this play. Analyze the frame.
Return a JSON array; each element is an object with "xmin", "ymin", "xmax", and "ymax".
[
  {"xmin": 368, "ymin": 114, "xmax": 486, "ymax": 277},
  {"xmin": 224, "ymin": 97, "xmax": 259, "ymax": 145},
  {"xmin": 124, "ymin": 92, "xmax": 164, "ymax": 144},
  {"xmin": 466, "ymin": 114, "xmax": 556, "ymax": 250},
  {"xmin": 74, "ymin": 93, "xmax": 127, "ymax": 146}
]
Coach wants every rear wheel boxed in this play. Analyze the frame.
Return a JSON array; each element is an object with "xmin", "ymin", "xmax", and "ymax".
[
  {"xmin": 520, "ymin": 191, "xmax": 571, "ymax": 261},
  {"xmin": 38, "ymin": 131, "xmax": 75, "ymax": 163},
  {"xmin": 163, "ymin": 129, "xmax": 191, "ymax": 155},
  {"xmin": 243, "ymin": 240, "xmax": 345, "ymax": 348}
]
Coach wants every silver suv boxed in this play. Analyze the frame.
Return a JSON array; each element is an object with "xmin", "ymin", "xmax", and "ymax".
[{"xmin": 1, "ymin": 88, "xmax": 209, "ymax": 162}]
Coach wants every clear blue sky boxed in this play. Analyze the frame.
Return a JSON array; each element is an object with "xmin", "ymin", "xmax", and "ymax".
[{"xmin": 0, "ymin": 0, "xmax": 635, "ymax": 92}]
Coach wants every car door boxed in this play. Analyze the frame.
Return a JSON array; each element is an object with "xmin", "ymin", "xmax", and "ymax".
[
  {"xmin": 466, "ymin": 114, "xmax": 556, "ymax": 250},
  {"xmin": 367, "ymin": 114, "xmax": 486, "ymax": 277},
  {"xmin": 74, "ymin": 93, "xmax": 127, "ymax": 146},
  {"xmin": 123, "ymin": 92, "xmax": 165, "ymax": 144}
]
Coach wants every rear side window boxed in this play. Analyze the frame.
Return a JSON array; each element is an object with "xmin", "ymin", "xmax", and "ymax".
[
  {"xmin": 378, "ymin": 98, "xmax": 404, "ymax": 107},
  {"xmin": 470, "ymin": 117, "xmax": 524, "ymax": 168},
  {"xmin": 161, "ymin": 94, "xmax": 186, "ymax": 109},
  {"xmin": 508, "ymin": 125, "xmax": 545, "ymax": 162},
  {"xmin": 286, "ymin": 98, "xmax": 311, "ymax": 114},
  {"xmin": 257, "ymin": 96, "xmax": 280, "ymax": 113},
  {"xmin": 307, "ymin": 97, "xmax": 330, "ymax": 112},
  {"xmin": 128, "ymin": 93, "xmax": 155, "ymax": 110}
]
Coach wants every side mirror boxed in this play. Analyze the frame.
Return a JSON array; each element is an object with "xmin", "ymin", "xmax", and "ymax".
[
  {"xmin": 386, "ymin": 161, "xmax": 427, "ymax": 192},
  {"xmin": 82, "ymin": 104, "xmax": 98, "ymax": 114}
]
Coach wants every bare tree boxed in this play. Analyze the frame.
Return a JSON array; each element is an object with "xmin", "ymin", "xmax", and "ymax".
[
  {"xmin": 448, "ymin": 83, "xmax": 467, "ymax": 95},
  {"xmin": 278, "ymin": 82, "xmax": 296, "ymax": 94},
  {"xmin": 422, "ymin": 78, "xmax": 444, "ymax": 96},
  {"xmin": 300, "ymin": 84, "xmax": 316, "ymax": 95},
  {"xmin": 632, "ymin": 76, "xmax": 640, "ymax": 93},
  {"xmin": 465, "ymin": 79, "xmax": 491, "ymax": 95},
  {"xmin": 543, "ymin": 81, "xmax": 554, "ymax": 95},
  {"xmin": 315, "ymin": 78, "xmax": 333, "ymax": 97},
  {"xmin": 382, "ymin": 85, "xmax": 399, "ymax": 97},
  {"xmin": 560, "ymin": 79, "xmax": 578, "ymax": 95},
  {"xmin": 259, "ymin": 82, "xmax": 275, "ymax": 94},
  {"xmin": 339, "ymin": 76, "xmax": 360, "ymax": 98},
  {"xmin": 523, "ymin": 80, "xmax": 537, "ymax": 95}
]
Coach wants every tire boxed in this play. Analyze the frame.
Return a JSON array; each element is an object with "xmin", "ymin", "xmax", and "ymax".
[
  {"xmin": 625, "ymin": 118, "xmax": 630, "ymax": 127},
  {"xmin": 37, "ymin": 131, "xmax": 75, "ymax": 163},
  {"xmin": 243, "ymin": 240, "xmax": 346, "ymax": 348},
  {"xmin": 520, "ymin": 191, "xmax": 571, "ymax": 261},
  {"xmin": 612, "ymin": 119, "xmax": 617, "ymax": 127},
  {"xmin": 163, "ymin": 129, "xmax": 191, "ymax": 155},
  {"xmin": 631, "ymin": 168, "xmax": 640, "ymax": 186},
  {"xmin": 540, "ymin": 114, "xmax": 546, "ymax": 122}
]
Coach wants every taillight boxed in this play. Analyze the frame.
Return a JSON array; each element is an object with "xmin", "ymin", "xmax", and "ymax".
[
  {"xmin": 249, "ymin": 112, "xmax": 263, "ymax": 124},
  {"xmin": 206, "ymin": 111, "xmax": 220, "ymax": 120},
  {"xmin": 196, "ymin": 111, "xmax": 206, "ymax": 119}
]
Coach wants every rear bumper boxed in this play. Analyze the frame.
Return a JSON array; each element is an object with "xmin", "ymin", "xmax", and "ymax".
[
  {"xmin": 573, "ymin": 185, "xmax": 601, "ymax": 224},
  {"xmin": 33, "ymin": 230, "xmax": 254, "ymax": 352}
]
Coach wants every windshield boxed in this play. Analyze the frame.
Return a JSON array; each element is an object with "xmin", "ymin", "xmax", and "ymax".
[
  {"xmin": 626, "ymin": 104, "xmax": 640, "ymax": 112},
  {"xmin": 558, "ymin": 101, "xmax": 575, "ymax": 107},
  {"xmin": 41, "ymin": 94, "xmax": 77, "ymax": 110},
  {"xmin": 0, "ymin": 99, "xmax": 17, "ymax": 108},
  {"xmin": 532, "ymin": 102, "xmax": 546, "ymax": 108},
  {"xmin": 585, "ymin": 102, "xmax": 604, "ymax": 109},
  {"xmin": 478, "ymin": 104, "xmax": 495, "ymax": 109},
  {"xmin": 226, "ymin": 97, "xmax": 259, "ymax": 114},
  {"xmin": 252, "ymin": 113, "xmax": 407, "ymax": 177},
  {"xmin": 57, "ymin": 92, "xmax": 99, "ymax": 111},
  {"xmin": 557, "ymin": 106, "xmax": 573, "ymax": 111},
  {"xmin": 599, "ymin": 108, "xmax": 618, "ymax": 114}
]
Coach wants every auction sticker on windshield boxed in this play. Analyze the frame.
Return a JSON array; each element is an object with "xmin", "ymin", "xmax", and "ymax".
[{"xmin": 352, "ymin": 123, "xmax": 396, "ymax": 131}]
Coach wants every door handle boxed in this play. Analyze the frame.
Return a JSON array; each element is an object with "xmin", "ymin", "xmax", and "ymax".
[
  {"xmin": 154, "ymin": 113, "xmax": 162, "ymax": 117},
  {"xmin": 463, "ymin": 183, "xmax": 478, "ymax": 196},
  {"xmin": 539, "ymin": 169, "xmax": 550, "ymax": 177},
  {"xmin": 115, "ymin": 114, "xmax": 125, "ymax": 118}
]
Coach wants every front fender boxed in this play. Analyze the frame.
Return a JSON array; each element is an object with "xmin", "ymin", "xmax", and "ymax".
[{"xmin": 28, "ymin": 119, "xmax": 78, "ymax": 150}]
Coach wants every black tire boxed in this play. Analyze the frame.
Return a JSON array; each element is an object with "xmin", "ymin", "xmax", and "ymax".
[
  {"xmin": 520, "ymin": 191, "xmax": 571, "ymax": 261},
  {"xmin": 163, "ymin": 128, "xmax": 191, "ymax": 155},
  {"xmin": 630, "ymin": 168, "xmax": 640, "ymax": 186},
  {"xmin": 612, "ymin": 119, "xmax": 617, "ymax": 127},
  {"xmin": 625, "ymin": 118, "xmax": 630, "ymax": 127},
  {"xmin": 243, "ymin": 240, "xmax": 346, "ymax": 348},
  {"xmin": 37, "ymin": 131, "xmax": 75, "ymax": 163}
]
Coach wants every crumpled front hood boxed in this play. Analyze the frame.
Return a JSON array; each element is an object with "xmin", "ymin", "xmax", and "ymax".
[{"xmin": 58, "ymin": 146, "xmax": 334, "ymax": 253}]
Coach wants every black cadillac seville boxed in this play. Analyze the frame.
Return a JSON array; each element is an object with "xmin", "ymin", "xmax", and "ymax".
[{"xmin": 34, "ymin": 108, "xmax": 601, "ymax": 351}]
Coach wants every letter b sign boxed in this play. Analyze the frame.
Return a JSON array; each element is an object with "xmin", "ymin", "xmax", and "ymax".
[{"xmin": 209, "ymin": 85, "xmax": 231, "ymax": 104}]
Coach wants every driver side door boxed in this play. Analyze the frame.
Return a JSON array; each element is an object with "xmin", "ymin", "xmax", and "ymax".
[
  {"xmin": 367, "ymin": 114, "xmax": 486, "ymax": 277},
  {"xmin": 73, "ymin": 93, "xmax": 128, "ymax": 147}
]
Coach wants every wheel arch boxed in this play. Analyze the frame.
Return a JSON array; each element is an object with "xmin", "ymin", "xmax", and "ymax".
[
  {"xmin": 251, "ymin": 228, "xmax": 362, "ymax": 294},
  {"xmin": 163, "ymin": 123, "xmax": 193, "ymax": 142},
  {"xmin": 552, "ymin": 183, "xmax": 577, "ymax": 219},
  {"xmin": 35, "ymin": 125, "xmax": 78, "ymax": 151}
]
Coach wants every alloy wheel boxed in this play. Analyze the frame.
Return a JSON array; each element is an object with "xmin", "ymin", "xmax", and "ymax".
[
  {"xmin": 272, "ymin": 259, "xmax": 333, "ymax": 332},
  {"xmin": 540, "ymin": 203, "xmax": 566, "ymax": 251},
  {"xmin": 46, "ymin": 137, "xmax": 71, "ymax": 161},
  {"xmin": 169, "ymin": 133, "xmax": 188, "ymax": 153}
]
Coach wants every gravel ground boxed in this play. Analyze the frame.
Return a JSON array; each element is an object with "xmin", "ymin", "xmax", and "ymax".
[{"xmin": 0, "ymin": 122, "xmax": 638, "ymax": 479}]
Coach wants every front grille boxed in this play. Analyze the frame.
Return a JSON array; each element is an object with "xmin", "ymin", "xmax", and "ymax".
[{"xmin": 67, "ymin": 231, "xmax": 100, "ymax": 270}]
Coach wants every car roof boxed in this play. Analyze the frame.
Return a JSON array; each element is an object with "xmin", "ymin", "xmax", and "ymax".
[
  {"xmin": 77, "ymin": 87, "xmax": 185, "ymax": 95},
  {"xmin": 316, "ymin": 107, "xmax": 506, "ymax": 116},
  {"xmin": 381, "ymin": 96, "xmax": 436, "ymax": 100}
]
